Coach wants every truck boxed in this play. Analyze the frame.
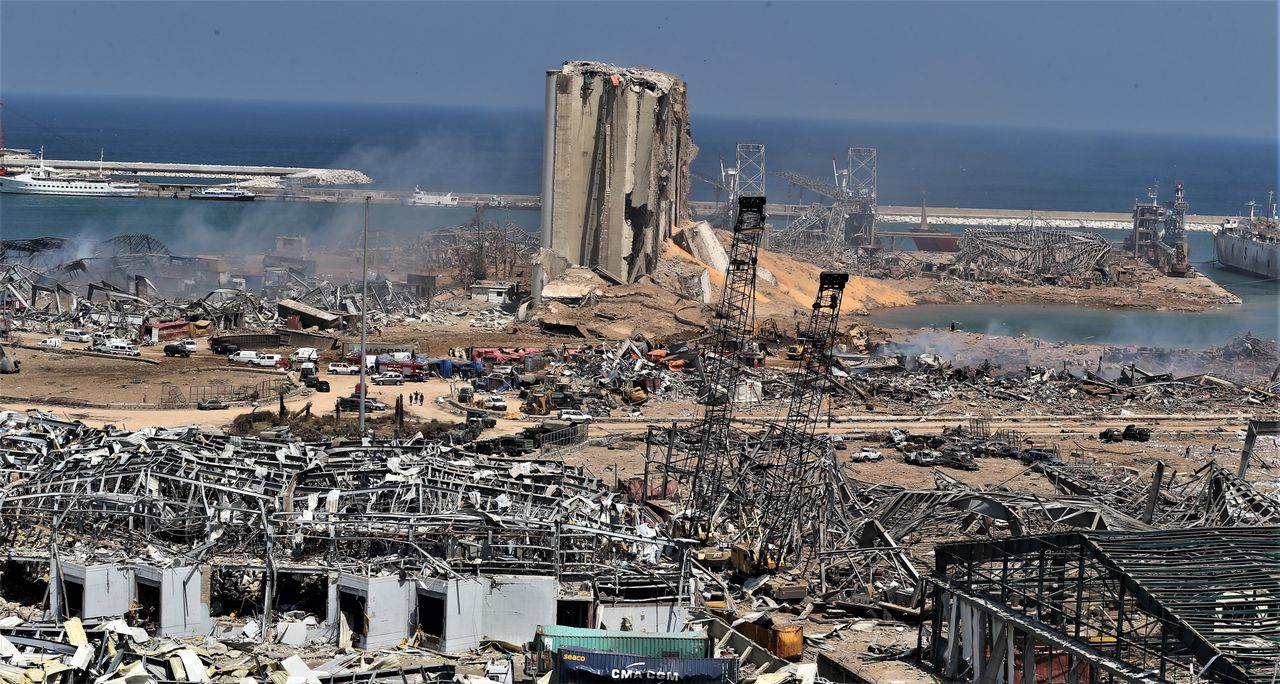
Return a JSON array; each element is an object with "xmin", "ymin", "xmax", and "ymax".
[{"xmin": 785, "ymin": 337, "xmax": 810, "ymax": 361}]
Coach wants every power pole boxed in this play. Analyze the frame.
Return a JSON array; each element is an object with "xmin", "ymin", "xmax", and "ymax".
[{"xmin": 359, "ymin": 196, "xmax": 370, "ymax": 433}]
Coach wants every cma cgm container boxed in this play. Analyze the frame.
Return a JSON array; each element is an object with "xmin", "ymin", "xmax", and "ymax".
[
  {"xmin": 556, "ymin": 647, "xmax": 739, "ymax": 684},
  {"xmin": 530, "ymin": 626, "xmax": 710, "ymax": 678}
]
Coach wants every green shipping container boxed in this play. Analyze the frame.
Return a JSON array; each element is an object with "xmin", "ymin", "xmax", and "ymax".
[{"xmin": 531, "ymin": 625, "xmax": 710, "ymax": 677}]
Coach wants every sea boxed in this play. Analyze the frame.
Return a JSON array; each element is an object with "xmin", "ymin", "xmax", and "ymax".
[{"xmin": 1, "ymin": 93, "xmax": 1277, "ymax": 346}]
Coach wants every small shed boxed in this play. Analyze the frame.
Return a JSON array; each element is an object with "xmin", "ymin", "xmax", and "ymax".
[{"xmin": 468, "ymin": 280, "xmax": 516, "ymax": 304}]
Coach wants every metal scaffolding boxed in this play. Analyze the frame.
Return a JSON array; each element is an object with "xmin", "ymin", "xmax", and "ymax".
[{"xmin": 930, "ymin": 528, "xmax": 1280, "ymax": 683}]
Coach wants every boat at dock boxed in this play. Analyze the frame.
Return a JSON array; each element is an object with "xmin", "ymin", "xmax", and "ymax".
[
  {"xmin": 910, "ymin": 192, "xmax": 960, "ymax": 251},
  {"xmin": 0, "ymin": 148, "xmax": 139, "ymax": 197},
  {"xmin": 190, "ymin": 184, "xmax": 256, "ymax": 201},
  {"xmin": 404, "ymin": 188, "xmax": 459, "ymax": 207},
  {"xmin": 1214, "ymin": 192, "xmax": 1279, "ymax": 280}
]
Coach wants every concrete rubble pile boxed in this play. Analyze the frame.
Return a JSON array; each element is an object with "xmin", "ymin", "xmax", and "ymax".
[
  {"xmin": 282, "ymin": 279, "xmax": 437, "ymax": 331},
  {"xmin": 840, "ymin": 352, "xmax": 1279, "ymax": 415},
  {"xmin": 2, "ymin": 263, "xmax": 278, "ymax": 340},
  {"xmin": 0, "ymin": 615, "xmax": 457, "ymax": 684}
]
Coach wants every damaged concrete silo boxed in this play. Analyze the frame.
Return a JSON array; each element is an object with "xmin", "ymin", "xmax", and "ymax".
[{"xmin": 535, "ymin": 60, "xmax": 696, "ymax": 293}]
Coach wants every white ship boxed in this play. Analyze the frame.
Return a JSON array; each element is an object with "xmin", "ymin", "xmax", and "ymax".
[
  {"xmin": 190, "ymin": 184, "xmax": 256, "ymax": 201},
  {"xmin": 0, "ymin": 149, "xmax": 140, "ymax": 197},
  {"xmin": 404, "ymin": 187, "xmax": 459, "ymax": 207}
]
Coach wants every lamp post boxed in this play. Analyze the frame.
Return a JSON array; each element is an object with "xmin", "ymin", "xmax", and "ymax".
[{"xmin": 358, "ymin": 196, "xmax": 370, "ymax": 433}]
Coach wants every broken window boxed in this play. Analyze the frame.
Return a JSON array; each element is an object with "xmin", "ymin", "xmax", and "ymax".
[
  {"xmin": 415, "ymin": 591, "xmax": 446, "ymax": 646},
  {"xmin": 62, "ymin": 577, "xmax": 85, "ymax": 617},
  {"xmin": 338, "ymin": 590, "xmax": 367, "ymax": 649},
  {"xmin": 556, "ymin": 600, "xmax": 592, "ymax": 628},
  {"xmin": 276, "ymin": 572, "xmax": 328, "ymax": 619},
  {"xmin": 134, "ymin": 577, "xmax": 161, "ymax": 626},
  {"xmin": 0, "ymin": 560, "xmax": 49, "ymax": 607},
  {"xmin": 209, "ymin": 567, "xmax": 265, "ymax": 618}
]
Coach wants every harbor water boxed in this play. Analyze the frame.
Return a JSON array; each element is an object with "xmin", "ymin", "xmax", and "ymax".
[{"xmin": 2, "ymin": 94, "xmax": 1276, "ymax": 345}]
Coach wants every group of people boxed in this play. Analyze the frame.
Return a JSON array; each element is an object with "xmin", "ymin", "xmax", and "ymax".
[{"xmin": 407, "ymin": 390, "xmax": 426, "ymax": 406}]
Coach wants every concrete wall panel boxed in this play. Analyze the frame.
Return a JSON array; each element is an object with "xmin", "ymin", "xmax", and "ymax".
[{"xmin": 482, "ymin": 575, "xmax": 557, "ymax": 645}]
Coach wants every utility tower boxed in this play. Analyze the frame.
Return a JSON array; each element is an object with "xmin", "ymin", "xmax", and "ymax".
[
  {"xmin": 692, "ymin": 143, "xmax": 765, "ymax": 228},
  {"xmin": 770, "ymin": 147, "xmax": 878, "ymax": 250}
]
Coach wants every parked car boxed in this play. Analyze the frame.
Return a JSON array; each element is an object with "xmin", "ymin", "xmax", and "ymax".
[
  {"xmin": 328, "ymin": 362, "xmax": 358, "ymax": 375},
  {"xmin": 38, "ymin": 337, "xmax": 63, "ymax": 349},
  {"xmin": 212, "ymin": 341, "xmax": 240, "ymax": 355},
  {"xmin": 303, "ymin": 374, "xmax": 320, "ymax": 388},
  {"xmin": 372, "ymin": 372, "xmax": 404, "ymax": 386},
  {"xmin": 163, "ymin": 343, "xmax": 191, "ymax": 358},
  {"xmin": 228, "ymin": 350, "xmax": 260, "ymax": 363},
  {"xmin": 483, "ymin": 395, "xmax": 508, "ymax": 411},
  {"xmin": 299, "ymin": 362, "xmax": 317, "ymax": 378},
  {"xmin": 179, "ymin": 338, "xmax": 199, "ymax": 353},
  {"xmin": 335, "ymin": 395, "xmax": 387, "ymax": 412},
  {"xmin": 557, "ymin": 409, "xmax": 593, "ymax": 423},
  {"xmin": 457, "ymin": 386, "xmax": 475, "ymax": 403},
  {"xmin": 850, "ymin": 447, "xmax": 883, "ymax": 463},
  {"xmin": 62, "ymin": 329, "xmax": 91, "ymax": 343},
  {"xmin": 197, "ymin": 399, "xmax": 229, "ymax": 410},
  {"xmin": 254, "ymin": 354, "xmax": 283, "ymax": 368},
  {"xmin": 314, "ymin": 380, "xmax": 331, "ymax": 393}
]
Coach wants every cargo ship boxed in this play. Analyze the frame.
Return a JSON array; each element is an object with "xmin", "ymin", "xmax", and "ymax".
[
  {"xmin": 910, "ymin": 192, "xmax": 960, "ymax": 251},
  {"xmin": 190, "ymin": 184, "xmax": 256, "ymax": 201},
  {"xmin": 1215, "ymin": 192, "xmax": 1279, "ymax": 280}
]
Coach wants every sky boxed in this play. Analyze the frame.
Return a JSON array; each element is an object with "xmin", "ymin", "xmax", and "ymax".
[{"xmin": 2, "ymin": 1, "xmax": 1277, "ymax": 138}]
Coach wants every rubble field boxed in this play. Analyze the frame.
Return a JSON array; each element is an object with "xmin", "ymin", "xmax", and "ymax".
[
  {"xmin": 0, "ymin": 341, "xmax": 290, "ymax": 406},
  {"xmin": 894, "ymin": 252, "xmax": 1239, "ymax": 311}
]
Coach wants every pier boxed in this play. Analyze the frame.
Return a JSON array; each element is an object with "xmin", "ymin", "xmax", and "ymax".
[
  {"xmin": 146, "ymin": 184, "xmax": 1230, "ymax": 228},
  {"xmin": 0, "ymin": 155, "xmax": 371, "ymax": 184},
  {"xmin": 1, "ymin": 155, "xmax": 1230, "ymax": 228}
]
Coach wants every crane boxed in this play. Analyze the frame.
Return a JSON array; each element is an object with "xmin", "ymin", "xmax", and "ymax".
[
  {"xmin": 683, "ymin": 195, "xmax": 767, "ymax": 532},
  {"xmin": 750, "ymin": 272, "xmax": 850, "ymax": 566}
]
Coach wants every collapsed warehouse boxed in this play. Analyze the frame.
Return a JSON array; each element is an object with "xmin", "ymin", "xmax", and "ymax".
[{"xmin": 955, "ymin": 225, "xmax": 1113, "ymax": 283}]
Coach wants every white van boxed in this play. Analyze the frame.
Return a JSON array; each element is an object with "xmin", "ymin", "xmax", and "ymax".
[
  {"xmin": 228, "ymin": 350, "xmax": 260, "ymax": 363},
  {"xmin": 254, "ymin": 354, "xmax": 283, "ymax": 368},
  {"xmin": 39, "ymin": 337, "xmax": 64, "ymax": 349},
  {"xmin": 289, "ymin": 347, "xmax": 319, "ymax": 363},
  {"xmin": 104, "ymin": 340, "xmax": 141, "ymax": 357},
  {"xmin": 62, "ymin": 329, "xmax": 91, "ymax": 343}
]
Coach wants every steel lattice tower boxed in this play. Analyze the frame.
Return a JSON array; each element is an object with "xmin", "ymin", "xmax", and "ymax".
[
  {"xmin": 686, "ymin": 195, "xmax": 767, "ymax": 525},
  {"xmin": 735, "ymin": 144, "xmax": 766, "ymax": 198}
]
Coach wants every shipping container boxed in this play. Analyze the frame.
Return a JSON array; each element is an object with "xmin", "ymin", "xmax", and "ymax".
[
  {"xmin": 530, "ymin": 626, "xmax": 710, "ymax": 678},
  {"xmin": 555, "ymin": 647, "xmax": 738, "ymax": 684}
]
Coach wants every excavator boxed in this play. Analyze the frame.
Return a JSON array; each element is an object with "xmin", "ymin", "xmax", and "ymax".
[{"xmin": 753, "ymin": 317, "xmax": 784, "ymax": 344}]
